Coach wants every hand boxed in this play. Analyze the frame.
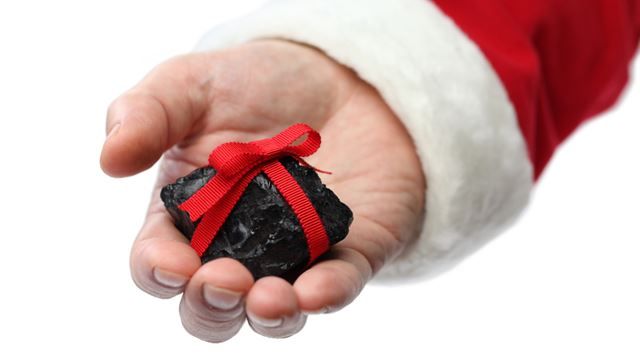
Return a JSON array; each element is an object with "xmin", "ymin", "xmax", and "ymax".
[{"xmin": 100, "ymin": 40, "xmax": 425, "ymax": 342}]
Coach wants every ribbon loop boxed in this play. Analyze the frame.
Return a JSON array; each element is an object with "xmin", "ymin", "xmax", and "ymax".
[{"xmin": 207, "ymin": 123, "xmax": 321, "ymax": 179}]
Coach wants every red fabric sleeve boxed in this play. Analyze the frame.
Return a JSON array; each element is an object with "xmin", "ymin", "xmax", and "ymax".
[{"xmin": 432, "ymin": 0, "xmax": 640, "ymax": 178}]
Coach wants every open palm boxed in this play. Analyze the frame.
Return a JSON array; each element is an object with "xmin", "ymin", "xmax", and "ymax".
[{"xmin": 100, "ymin": 40, "xmax": 425, "ymax": 342}]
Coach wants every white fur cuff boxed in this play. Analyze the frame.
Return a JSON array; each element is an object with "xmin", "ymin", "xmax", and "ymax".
[{"xmin": 195, "ymin": 0, "xmax": 533, "ymax": 282}]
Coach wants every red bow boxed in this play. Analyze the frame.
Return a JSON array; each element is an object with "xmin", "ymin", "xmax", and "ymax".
[{"xmin": 178, "ymin": 123, "xmax": 330, "ymax": 265}]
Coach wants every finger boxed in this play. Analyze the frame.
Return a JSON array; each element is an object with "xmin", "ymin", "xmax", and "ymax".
[
  {"xmin": 100, "ymin": 54, "xmax": 212, "ymax": 177},
  {"xmin": 246, "ymin": 277, "xmax": 307, "ymax": 338},
  {"xmin": 130, "ymin": 197, "xmax": 201, "ymax": 299},
  {"xmin": 179, "ymin": 258, "xmax": 254, "ymax": 343},
  {"xmin": 293, "ymin": 247, "xmax": 372, "ymax": 314},
  {"xmin": 293, "ymin": 217, "xmax": 388, "ymax": 314}
]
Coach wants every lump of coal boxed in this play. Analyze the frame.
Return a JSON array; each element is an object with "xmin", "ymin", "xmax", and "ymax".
[{"xmin": 161, "ymin": 157, "xmax": 353, "ymax": 282}]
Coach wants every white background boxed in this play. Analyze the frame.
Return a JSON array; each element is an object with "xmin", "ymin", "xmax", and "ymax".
[{"xmin": 0, "ymin": 1, "xmax": 638, "ymax": 358}]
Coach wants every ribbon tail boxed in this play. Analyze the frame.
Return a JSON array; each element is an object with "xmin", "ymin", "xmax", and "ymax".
[
  {"xmin": 296, "ymin": 157, "xmax": 332, "ymax": 175},
  {"xmin": 190, "ymin": 168, "xmax": 260, "ymax": 256}
]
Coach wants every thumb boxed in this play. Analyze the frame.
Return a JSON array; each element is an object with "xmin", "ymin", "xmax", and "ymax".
[{"xmin": 100, "ymin": 54, "xmax": 212, "ymax": 177}]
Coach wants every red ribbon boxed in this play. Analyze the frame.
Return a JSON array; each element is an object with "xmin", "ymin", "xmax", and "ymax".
[{"xmin": 178, "ymin": 123, "xmax": 330, "ymax": 266}]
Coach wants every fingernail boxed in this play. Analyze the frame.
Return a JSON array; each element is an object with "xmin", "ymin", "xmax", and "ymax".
[
  {"xmin": 247, "ymin": 312, "xmax": 284, "ymax": 328},
  {"xmin": 302, "ymin": 306, "xmax": 329, "ymax": 315},
  {"xmin": 107, "ymin": 123, "xmax": 121, "ymax": 139},
  {"xmin": 203, "ymin": 284, "xmax": 243, "ymax": 310},
  {"xmin": 153, "ymin": 268, "xmax": 188, "ymax": 289}
]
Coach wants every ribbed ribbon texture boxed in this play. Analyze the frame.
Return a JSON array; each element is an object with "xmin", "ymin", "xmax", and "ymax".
[{"xmin": 178, "ymin": 123, "xmax": 330, "ymax": 266}]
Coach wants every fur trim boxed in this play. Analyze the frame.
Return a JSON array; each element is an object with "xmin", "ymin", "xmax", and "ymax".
[{"xmin": 195, "ymin": 0, "xmax": 533, "ymax": 282}]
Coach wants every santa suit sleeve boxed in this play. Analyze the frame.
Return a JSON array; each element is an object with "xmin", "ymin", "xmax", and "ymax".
[{"xmin": 193, "ymin": 0, "xmax": 640, "ymax": 281}]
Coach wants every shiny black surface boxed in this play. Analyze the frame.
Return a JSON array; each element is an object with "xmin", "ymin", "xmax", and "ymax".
[{"xmin": 161, "ymin": 157, "xmax": 352, "ymax": 281}]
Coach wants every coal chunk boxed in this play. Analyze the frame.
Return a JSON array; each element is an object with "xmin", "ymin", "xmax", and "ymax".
[{"xmin": 161, "ymin": 157, "xmax": 353, "ymax": 281}]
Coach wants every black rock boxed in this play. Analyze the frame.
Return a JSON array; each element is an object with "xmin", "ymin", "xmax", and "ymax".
[{"xmin": 161, "ymin": 157, "xmax": 353, "ymax": 281}]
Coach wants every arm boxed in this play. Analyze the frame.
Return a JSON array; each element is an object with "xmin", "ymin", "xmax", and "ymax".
[
  {"xmin": 434, "ymin": 0, "xmax": 640, "ymax": 176},
  {"xmin": 100, "ymin": 0, "xmax": 640, "ymax": 342}
]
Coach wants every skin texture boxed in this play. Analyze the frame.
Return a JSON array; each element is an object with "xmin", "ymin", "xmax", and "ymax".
[{"xmin": 100, "ymin": 40, "xmax": 425, "ymax": 342}]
